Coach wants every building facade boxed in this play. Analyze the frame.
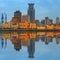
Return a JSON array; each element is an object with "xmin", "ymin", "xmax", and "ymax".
[{"xmin": 21, "ymin": 15, "xmax": 30, "ymax": 22}]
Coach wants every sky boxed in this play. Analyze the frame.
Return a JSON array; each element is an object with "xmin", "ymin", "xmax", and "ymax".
[{"xmin": 0, "ymin": 0, "xmax": 60, "ymax": 22}]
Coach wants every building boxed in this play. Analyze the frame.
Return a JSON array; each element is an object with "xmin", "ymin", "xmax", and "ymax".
[
  {"xmin": 19, "ymin": 22, "xmax": 30, "ymax": 29},
  {"xmin": 45, "ymin": 17, "xmax": 53, "ymax": 25},
  {"xmin": 56, "ymin": 17, "xmax": 60, "ymax": 25},
  {"xmin": 10, "ymin": 18, "xmax": 19, "ymax": 29},
  {"xmin": 28, "ymin": 3, "xmax": 35, "ymax": 22},
  {"xmin": 41, "ymin": 17, "xmax": 53, "ymax": 25},
  {"xmin": 29, "ymin": 23, "xmax": 37, "ymax": 29},
  {"xmin": 10, "ymin": 10, "xmax": 22, "ymax": 29},
  {"xmin": 21, "ymin": 15, "xmax": 30, "ymax": 22},
  {"xmin": 41, "ymin": 19, "xmax": 45, "ymax": 25},
  {"xmin": 35, "ymin": 20, "xmax": 40, "ymax": 26},
  {"xmin": 2, "ymin": 22, "xmax": 11, "ymax": 29},
  {"xmin": 14, "ymin": 10, "xmax": 22, "ymax": 22}
]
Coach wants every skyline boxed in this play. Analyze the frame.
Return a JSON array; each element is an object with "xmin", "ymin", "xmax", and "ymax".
[
  {"xmin": 0, "ymin": 1, "xmax": 60, "ymax": 60},
  {"xmin": 0, "ymin": 0, "xmax": 60, "ymax": 22}
]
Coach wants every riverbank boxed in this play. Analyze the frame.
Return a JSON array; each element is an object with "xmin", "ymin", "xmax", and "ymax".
[{"xmin": 0, "ymin": 28, "xmax": 60, "ymax": 32}]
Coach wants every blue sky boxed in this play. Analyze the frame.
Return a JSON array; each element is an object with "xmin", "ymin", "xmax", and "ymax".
[{"xmin": 0, "ymin": 0, "xmax": 60, "ymax": 22}]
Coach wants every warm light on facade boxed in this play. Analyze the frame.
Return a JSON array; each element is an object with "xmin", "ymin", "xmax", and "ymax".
[
  {"xmin": 2, "ymin": 33, "xmax": 11, "ymax": 39},
  {"xmin": 37, "ymin": 25, "xmax": 45, "ymax": 30},
  {"xmin": 19, "ymin": 33, "xmax": 29, "ymax": 40},
  {"xmin": 29, "ymin": 23, "xmax": 37, "ymax": 29},
  {"xmin": 2, "ymin": 22, "xmax": 11, "ymax": 28},
  {"xmin": 46, "ymin": 32, "xmax": 54, "ymax": 37},
  {"xmin": 37, "ymin": 32, "xmax": 45, "ymax": 36},
  {"xmin": 55, "ymin": 25, "xmax": 60, "ymax": 30},
  {"xmin": 11, "ymin": 22, "xmax": 18, "ymax": 29},
  {"xmin": 30, "ymin": 32, "xmax": 36, "ymax": 39},
  {"xmin": 19, "ymin": 22, "xmax": 30, "ymax": 29},
  {"xmin": 46, "ymin": 24, "xmax": 54, "ymax": 30},
  {"xmin": 2, "ymin": 16, "xmax": 60, "ymax": 30}
]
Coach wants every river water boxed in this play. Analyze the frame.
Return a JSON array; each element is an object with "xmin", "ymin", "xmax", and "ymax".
[{"xmin": 0, "ymin": 32, "xmax": 60, "ymax": 60}]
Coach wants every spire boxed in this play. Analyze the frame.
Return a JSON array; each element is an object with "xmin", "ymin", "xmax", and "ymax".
[
  {"xmin": 5, "ymin": 13, "xmax": 7, "ymax": 23},
  {"xmin": 1, "ymin": 13, "xmax": 4, "ymax": 23}
]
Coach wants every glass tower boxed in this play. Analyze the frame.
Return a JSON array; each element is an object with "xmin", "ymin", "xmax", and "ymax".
[{"xmin": 28, "ymin": 3, "xmax": 35, "ymax": 22}]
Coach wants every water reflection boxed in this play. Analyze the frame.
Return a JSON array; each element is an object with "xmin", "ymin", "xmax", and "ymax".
[{"xmin": 0, "ymin": 32, "xmax": 60, "ymax": 58}]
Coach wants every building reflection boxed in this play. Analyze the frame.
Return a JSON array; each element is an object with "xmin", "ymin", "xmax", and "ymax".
[
  {"xmin": 1, "ymin": 38, "xmax": 7, "ymax": 48},
  {"xmin": 0, "ymin": 33, "xmax": 7, "ymax": 48},
  {"xmin": 1, "ymin": 38, "xmax": 4, "ymax": 48},
  {"xmin": 41, "ymin": 36, "xmax": 52, "ymax": 45},
  {"xmin": 5, "ymin": 38, "xmax": 7, "ymax": 48},
  {"xmin": 11, "ymin": 35, "xmax": 22, "ymax": 51},
  {"xmin": 0, "ymin": 32, "xmax": 60, "ymax": 57},
  {"xmin": 28, "ymin": 39, "xmax": 35, "ymax": 58}
]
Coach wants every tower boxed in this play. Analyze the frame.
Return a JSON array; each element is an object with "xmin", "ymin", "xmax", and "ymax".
[
  {"xmin": 28, "ymin": 3, "xmax": 35, "ymax": 22},
  {"xmin": 14, "ymin": 10, "xmax": 22, "ymax": 22}
]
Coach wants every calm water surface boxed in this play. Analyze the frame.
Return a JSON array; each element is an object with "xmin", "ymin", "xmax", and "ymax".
[{"xmin": 0, "ymin": 32, "xmax": 60, "ymax": 60}]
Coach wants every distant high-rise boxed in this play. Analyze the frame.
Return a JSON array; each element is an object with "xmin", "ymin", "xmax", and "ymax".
[
  {"xmin": 56, "ymin": 17, "xmax": 60, "ymax": 25},
  {"xmin": 45, "ymin": 17, "xmax": 51, "ymax": 24},
  {"xmin": 35, "ymin": 20, "xmax": 40, "ymax": 26},
  {"xmin": 41, "ymin": 17, "xmax": 53, "ymax": 25},
  {"xmin": 28, "ymin": 3, "xmax": 35, "ymax": 22}
]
